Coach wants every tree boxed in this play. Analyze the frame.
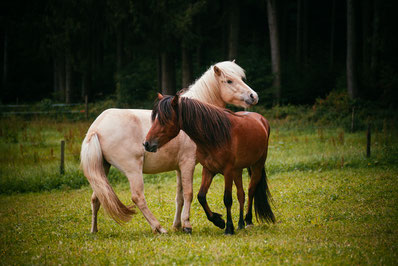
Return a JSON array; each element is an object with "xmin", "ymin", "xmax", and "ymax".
[
  {"xmin": 228, "ymin": 0, "xmax": 240, "ymax": 60},
  {"xmin": 346, "ymin": 0, "xmax": 358, "ymax": 99},
  {"xmin": 161, "ymin": 51, "xmax": 176, "ymax": 95},
  {"xmin": 182, "ymin": 42, "xmax": 193, "ymax": 89},
  {"xmin": 267, "ymin": 0, "xmax": 281, "ymax": 104}
]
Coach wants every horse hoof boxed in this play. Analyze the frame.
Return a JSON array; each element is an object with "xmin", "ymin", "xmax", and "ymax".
[
  {"xmin": 154, "ymin": 227, "xmax": 168, "ymax": 234},
  {"xmin": 245, "ymin": 224, "xmax": 254, "ymax": 229},
  {"xmin": 183, "ymin": 227, "xmax": 192, "ymax": 234},
  {"xmin": 238, "ymin": 222, "xmax": 245, "ymax": 230},
  {"xmin": 224, "ymin": 228, "xmax": 235, "ymax": 235},
  {"xmin": 211, "ymin": 213, "xmax": 226, "ymax": 229}
]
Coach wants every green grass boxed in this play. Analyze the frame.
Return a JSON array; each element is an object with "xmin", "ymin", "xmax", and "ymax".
[{"xmin": 0, "ymin": 112, "xmax": 398, "ymax": 264}]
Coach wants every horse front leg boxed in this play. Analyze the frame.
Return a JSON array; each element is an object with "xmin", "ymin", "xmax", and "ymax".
[
  {"xmin": 180, "ymin": 160, "xmax": 195, "ymax": 233},
  {"xmin": 173, "ymin": 165, "xmax": 194, "ymax": 233},
  {"xmin": 197, "ymin": 167, "xmax": 225, "ymax": 229},
  {"xmin": 172, "ymin": 170, "xmax": 184, "ymax": 231}
]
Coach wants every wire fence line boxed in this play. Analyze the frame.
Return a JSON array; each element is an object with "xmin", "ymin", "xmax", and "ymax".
[{"xmin": 1, "ymin": 102, "xmax": 88, "ymax": 117}]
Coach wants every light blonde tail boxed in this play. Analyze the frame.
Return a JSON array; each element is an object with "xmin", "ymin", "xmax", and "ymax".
[{"xmin": 80, "ymin": 132, "xmax": 135, "ymax": 223}]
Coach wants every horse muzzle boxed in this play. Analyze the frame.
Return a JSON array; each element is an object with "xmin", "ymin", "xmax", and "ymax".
[
  {"xmin": 244, "ymin": 92, "xmax": 259, "ymax": 106},
  {"xmin": 143, "ymin": 140, "xmax": 158, "ymax": 153}
]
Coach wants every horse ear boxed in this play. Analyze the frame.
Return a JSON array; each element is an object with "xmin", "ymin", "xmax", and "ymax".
[
  {"xmin": 232, "ymin": 59, "xmax": 236, "ymax": 63},
  {"xmin": 171, "ymin": 94, "xmax": 179, "ymax": 108},
  {"xmin": 213, "ymin": 65, "xmax": 222, "ymax": 77},
  {"xmin": 157, "ymin": 93, "xmax": 164, "ymax": 100}
]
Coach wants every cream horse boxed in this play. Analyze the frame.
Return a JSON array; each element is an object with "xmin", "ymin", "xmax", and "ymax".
[{"xmin": 80, "ymin": 61, "xmax": 258, "ymax": 234}]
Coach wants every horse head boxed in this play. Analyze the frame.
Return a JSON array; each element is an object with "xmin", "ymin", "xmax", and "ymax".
[
  {"xmin": 144, "ymin": 94, "xmax": 180, "ymax": 152},
  {"xmin": 213, "ymin": 61, "xmax": 259, "ymax": 108}
]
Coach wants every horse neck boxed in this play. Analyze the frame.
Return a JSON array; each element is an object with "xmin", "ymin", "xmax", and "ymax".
[
  {"xmin": 178, "ymin": 98, "xmax": 232, "ymax": 150},
  {"xmin": 182, "ymin": 70, "xmax": 225, "ymax": 108}
]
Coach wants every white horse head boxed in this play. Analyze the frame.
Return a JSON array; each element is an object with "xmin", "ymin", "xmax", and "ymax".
[{"xmin": 182, "ymin": 61, "xmax": 259, "ymax": 108}]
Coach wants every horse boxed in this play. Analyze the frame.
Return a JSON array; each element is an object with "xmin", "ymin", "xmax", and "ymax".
[
  {"xmin": 80, "ymin": 61, "xmax": 259, "ymax": 234},
  {"xmin": 144, "ymin": 94, "xmax": 275, "ymax": 235}
]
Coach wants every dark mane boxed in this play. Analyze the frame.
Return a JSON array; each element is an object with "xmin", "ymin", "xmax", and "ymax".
[
  {"xmin": 151, "ymin": 95, "xmax": 176, "ymax": 125},
  {"xmin": 179, "ymin": 98, "xmax": 231, "ymax": 148},
  {"xmin": 152, "ymin": 96, "xmax": 232, "ymax": 149}
]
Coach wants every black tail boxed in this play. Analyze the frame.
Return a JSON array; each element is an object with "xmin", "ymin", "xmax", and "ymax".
[{"xmin": 254, "ymin": 168, "xmax": 275, "ymax": 223}]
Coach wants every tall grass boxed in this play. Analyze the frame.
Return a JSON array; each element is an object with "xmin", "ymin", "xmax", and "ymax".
[{"xmin": 1, "ymin": 99, "xmax": 397, "ymax": 194}]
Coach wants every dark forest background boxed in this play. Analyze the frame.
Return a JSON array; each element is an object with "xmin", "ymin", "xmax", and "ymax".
[{"xmin": 1, "ymin": 0, "xmax": 397, "ymax": 108}]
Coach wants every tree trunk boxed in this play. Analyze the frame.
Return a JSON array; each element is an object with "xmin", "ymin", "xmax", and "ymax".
[
  {"xmin": 57, "ymin": 53, "xmax": 65, "ymax": 102},
  {"xmin": 347, "ymin": 0, "xmax": 358, "ymax": 99},
  {"xmin": 116, "ymin": 22, "xmax": 125, "ymax": 76},
  {"xmin": 195, "ymin": 15, "xmax": 203, "ymax": 69},
  {"xmin": 370, "ymin": 0, "xmax": 380, "ymax": 72},
  {"xmin": 182, "ymin": 42, "xmax": 193, "ymax": 89},
  {"xmin": 228, "ymin": 0, "xmax": 240, "ymax": 60},
  {"xmin": 53, "ymin": 56, "xmax": 58, "ymax": 95},
  {"xmin": 296, "ymin": 0, "xmax": 302, "ymax": 68},
  {"xmin": 2, "ymin": 27, "xmax": 8, "ymax": 93},
  {"xmin": 116, "ymin": 22, "xmax": 125, "ymax": 104},
  {"xmin": 65, "ymin": 53, "xmax": 72, "ymax": 104},
  {"xmin": 330, "ymin": 0, "xmax": 336, "ymax": 70},
  {"xmin": 267, "ymin": 0, "xmax": 281, "ymax": 104},
  {"xmin": 302, "ymin": 0, "xmax": 309, "ymax": 67},
  {"xmin": 161, "ymin": 51, "xmax": 176, "ymax": 95}
]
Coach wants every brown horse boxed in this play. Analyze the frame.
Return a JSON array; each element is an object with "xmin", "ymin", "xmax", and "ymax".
[{"xmin": 144, "ymin": 94, "xmax": 275, "ymax": 234}]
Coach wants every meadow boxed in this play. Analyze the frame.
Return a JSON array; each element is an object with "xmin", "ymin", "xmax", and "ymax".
[{"xmin": 0, "ymin": 105, "xmax": 397, "ymax": 264}]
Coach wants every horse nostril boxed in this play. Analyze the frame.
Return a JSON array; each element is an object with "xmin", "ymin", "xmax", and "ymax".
[{"xmin": 250, "ymin": 93, "xmax": 254, "ymax": 99}]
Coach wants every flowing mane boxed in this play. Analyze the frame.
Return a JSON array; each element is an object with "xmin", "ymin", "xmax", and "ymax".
[
  {"xmin": 152, "ymin": 96, "xmax": 232, "ymax": 149},
  {"xmin": 182, "ymin": 61, "xmax": 246, "ymax": 104}
]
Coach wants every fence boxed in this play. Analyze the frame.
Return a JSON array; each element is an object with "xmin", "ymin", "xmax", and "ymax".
[{"xmin": 1, "ymin": 96, "xmax": 89, "ymax": 119}]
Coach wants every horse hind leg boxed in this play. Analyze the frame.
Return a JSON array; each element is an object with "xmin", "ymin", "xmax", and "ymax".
[
  {"xmin": 91, "ymin": 192, "xmax": 100, "ymax": 233},
  {"xmin": 233, "ymin": 172, "xmax": 245, "ymax": 229},
  {"xmin": 90, "ymin": 161, "xmax": 110, "ymax": 233},
  {"xmin": 245, "ymin": 165, "xmax": 260, "ymax": 227},
  {"xmin": 245, "ymin": 163, "xmax": 275, "ymax": 226},
  {"xmin": 127, "ymin": 170, "xmax": 167, "ymax": 234}
]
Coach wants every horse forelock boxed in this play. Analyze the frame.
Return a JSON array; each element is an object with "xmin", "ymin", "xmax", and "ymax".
[
  {"xmin": 182, "ymin": 61, "xmax": 246, "ymax": 106},
  {"xmin": 151, "ymin": 96, "xmax": 175, "ymax": 125},
  {"xmin": 179, "ymin": 98, "xmax": 232, "ymax": 149},
  {"xmin": 215, "ymin": 61, "xmax": 246, "ymax": 79}
]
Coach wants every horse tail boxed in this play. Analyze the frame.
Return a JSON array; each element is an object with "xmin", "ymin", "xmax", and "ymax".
[
  {"xmin": 254, "ymin": 167, "xmax": 275, "ymax": 223},
  {"xmin": 80, "ymin": 132, "xmax": 135, "ymax": 224}
]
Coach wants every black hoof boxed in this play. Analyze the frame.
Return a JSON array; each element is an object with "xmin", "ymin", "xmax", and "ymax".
[
  {"xmin": 245, "ymin": 214, "xmax": 253, "ymax": 226},
  {"xmin": 211, "ymin": 213, "xmax": 226, "ymax": 229},
  {"xmin": 183, "ymin": 227, "xmax": 192, "ymax": 234},
  {"xmin": 224, "ymin": 226, "xmax": 235, "ymax": 235},
  {"xmin": 238, "ymin": 221, "xmax": 245, "ymax": 230}
]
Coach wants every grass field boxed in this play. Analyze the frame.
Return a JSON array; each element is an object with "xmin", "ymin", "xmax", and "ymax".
[{"xmin": 0, "ymin": 112, "xmax": 398, "ymax": 264}]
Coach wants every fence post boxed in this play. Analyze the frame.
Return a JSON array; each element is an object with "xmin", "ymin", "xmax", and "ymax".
[
  {"xmin": 85, "ymin": 95, "xmax": 89, "ymax": 120},
  {"xmin": 60, "ymin": 140, "xmax": 65, "ymax": 175},
  {"xmin": 366, "ymin": 124, "xmax": 371, "ymax": 158}
]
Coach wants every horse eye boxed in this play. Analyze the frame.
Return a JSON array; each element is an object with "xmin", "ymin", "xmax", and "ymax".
[{"xmin": 227, "ymin": 80, "xmax": 233, "ymax": 84}]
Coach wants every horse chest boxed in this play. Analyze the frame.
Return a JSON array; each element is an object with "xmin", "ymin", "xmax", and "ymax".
[{"xmin": 196, "ymin": 148, "xmax": 231, "ymax": 174}]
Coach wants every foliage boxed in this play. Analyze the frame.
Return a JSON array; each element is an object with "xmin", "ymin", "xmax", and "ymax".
[{"xmin": 4, "ymin": 1, "xmax": 398, "ymax": 107}]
